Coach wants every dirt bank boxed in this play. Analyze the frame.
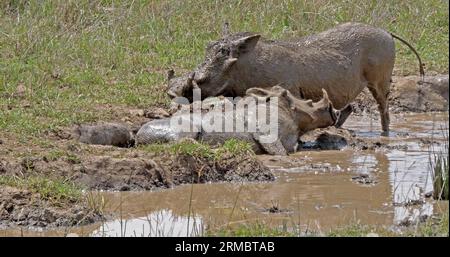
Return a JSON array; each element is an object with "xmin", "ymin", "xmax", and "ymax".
[
  {"xmin": 0, "ymin": 139, "xmax": 272, "ymax": 228},
  {"xmin": 353, "ymin": 75, "xmax": 448, "ymax": 114},
  {"xmin": 0, "ymin": 186, "xmax": 102, "ymax": 228},
  {"xmin": 0, "ymin": 142, "xmax": 273, "ymax": 192}
]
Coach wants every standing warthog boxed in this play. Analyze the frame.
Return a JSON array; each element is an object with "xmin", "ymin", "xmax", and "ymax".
[
  {"xmin": 137, "ymin": 86, "xmax": 343, "ymax": 155},
  {"xmin": 167, "ymin": 22, "xmax": 424, "ymax": 135}
]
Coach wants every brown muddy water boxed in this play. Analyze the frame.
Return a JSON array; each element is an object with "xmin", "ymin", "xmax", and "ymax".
[{"xmin": 1, "ymin": 112, "xmax": 449, "ymax": 237}]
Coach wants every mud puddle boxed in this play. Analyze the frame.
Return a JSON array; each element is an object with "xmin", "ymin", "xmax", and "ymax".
[{"xmin": 1, "ymin": 112, "xmax": 448, "ymax": 236}]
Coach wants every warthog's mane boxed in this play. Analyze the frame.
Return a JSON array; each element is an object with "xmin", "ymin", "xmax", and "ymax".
[{"xmin": 205, "ymin": 31, "xmax": 312, "ymax": 55}]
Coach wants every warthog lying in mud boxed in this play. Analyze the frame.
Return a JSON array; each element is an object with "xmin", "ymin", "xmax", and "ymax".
[
  {"xmin": 137, "ymin": 86, "xmax": 345, "ymax": 155},
  {"xmin": 74, "ymin": 123, "xmax": 134, "ymax": 147},
  {"xmin": 167, "ymin": 22, "xmax": 424, "ymax": 134}
]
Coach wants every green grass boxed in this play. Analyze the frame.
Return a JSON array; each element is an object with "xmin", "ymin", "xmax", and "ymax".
[
  {"xmin": 217, "ymin": 138, "xmax": 254, "ymax": 157},
  {"xmin": 410, "ymin": 213, "xmax": 448, "ymax": 237},
  {"xmin": 139, "ymin": 138, "xmax": 254, "ymax": 160},
  {"xmin": 432, "ymin": 151, "xmax": 449, "ymax": 200},
  {"xmin": 327, "ymin": 214, "xmax": 449, "ymax": 237},
  {"xmin": 327, "ymin": 223, "xmax": 390, "ymax": 237},
  {"xmin": 138, "ymin": 140, "xmax": 215, "ymax": 159},
  {"xmin": 0, "ymin": 175, "xmax": 83, "ymax": 204},
  {"xmin": 1, "ymin": 0, "xmax": 448, "ymax": 139},
  {"xmin": 208, "ymin": 222, "xmax": 296, "ymax": 237},
  {"xmin": 170, "ymin": 140, "xmax": 216, "ymax": 159},
  {"xmin": 206, "ymin": 214, "xmax": 449, "ymax": 237},
  {"xmin": 430, "ymin": 130, "xmax": 449, "ymax": 200},
  {"xmin": 43, "ymin": 149, "xmax": 81, "ymax": 164}
]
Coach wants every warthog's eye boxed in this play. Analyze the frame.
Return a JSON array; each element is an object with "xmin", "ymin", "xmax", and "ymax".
[
  {"xmin": 219, "ymin": 47, "xmax": 230, "ymax": 56},
  {"xmin": 196, "ymin": 76, "xmax": 209, "ymax": 86}
]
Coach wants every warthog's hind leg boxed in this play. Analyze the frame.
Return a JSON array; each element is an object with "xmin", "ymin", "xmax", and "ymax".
[{"xmin": 368, "ymin": 80, "xmax": 391, "ymax": 135}]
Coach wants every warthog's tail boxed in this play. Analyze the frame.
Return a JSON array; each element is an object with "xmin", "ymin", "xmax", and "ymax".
[{"xmin": 390, "ymin": 32, "xmax": 425, "ymax": 78}]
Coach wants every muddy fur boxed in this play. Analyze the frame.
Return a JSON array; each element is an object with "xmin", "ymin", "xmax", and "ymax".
[
  {"xmin": 0, "ymin": 186, "xmax": 102, "ymax": 228},
  {"xmin": 138, "ymin": 86, "xmax": 340, "ymax": 155},
  {"xmin": 73, "ymin": 122, "xmax": 134, "ymax": 147},
  {"xmin": 299, "ymin": 126, "xmax": 409, "ymax": 151},
  {"xmin": 169, "ymin": 23, "xmax": 426, "ymax": 133}
]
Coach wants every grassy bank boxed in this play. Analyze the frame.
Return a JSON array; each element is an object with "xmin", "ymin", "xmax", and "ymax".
[
  {"xmin": 139, "ymin": 138, "xmax": 254, "ymax": 159},
  {"xmin": 206, "ymin": 213, "xmax": 449, "ymax": 237},
  {"xmin": 0, "ymin": 175, "xmax": 82, "ymax": 203},
  {"xmin": 1, "ymin": 0, "xmax": 448, "ymax": 140},
  {"xmin": 0, "ymin": 174, "xmax": 106, "ymax": 214}
]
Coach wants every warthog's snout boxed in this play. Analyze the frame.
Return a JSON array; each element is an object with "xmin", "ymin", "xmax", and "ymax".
[
  {"xmin": 167, "ymin": 72, "xmax": 196, "ymax": 100},
  {"xmin": 167, "ymin": 89, "xmax": 179, "ymax": 99}
]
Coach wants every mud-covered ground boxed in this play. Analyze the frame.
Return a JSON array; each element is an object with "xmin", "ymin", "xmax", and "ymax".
[
  {"xmin": 0, "ymin": 186, "xmax": 102, "ymax": 228},
  {"xmin": 0, "ymin": 74, "xmax": 448, "ymax": 229},
  {"xmin": 0, "ymin": 142, "xmax": 272, "ymax": 228},
  {"xmin": 353, "ymin": 75, "xmax": 448, "ymax": 114},
  {"xmin": 0, "ymin": 142, "xmax": 273, "ymax": 192}
]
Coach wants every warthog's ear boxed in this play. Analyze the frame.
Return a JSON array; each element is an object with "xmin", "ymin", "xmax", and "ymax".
[
  {"xmin": 246, "ymin": 87, "xmax": 271, "ymax": 98},
  {"xmin": 269, "ymin": 84, "xmax": 287, "ymax": 93},
  {"xmin": 222, "ymin": 21, "xmax": 230, "ymax": 37},
  {"xmin": 278, "ymin": 89, "xmax": 297, "ymax": 111},
  {"xmin": 321, "ymin": 88, "xmax": 330, "ymax": 104},
  {"xmin": 232, "ymin": 34, "xmax": 260, "ymax": 56},
  {"xmin": 304, "ymin": 99, "xmax": 314, "ymax": 107},
  {"xmin": 167, "ymin": 69, "xmax": 175, "ymax": 81}
]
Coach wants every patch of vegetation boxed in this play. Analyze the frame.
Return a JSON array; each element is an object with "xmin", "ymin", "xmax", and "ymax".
[
  {"xmin": 208, "ymin": 222, "xmax": 295, "ymax": 237},
  {"xmin": 170, "ymin": 140, "xmax": 216, "ymax": 159},
  {"xmin": 322, "ymin": 214, "xmax": 448, "ymax": 236},
  {"xmin": 43, "ymin": 149, "xmax": 81, "ymax": 164},
  {"xmin": 430, "ymin": 130, "xmax": 449, "ymax": 200},
  {"xmin": 432, "ymin": 152, "xmax": 449, "ymax": 200},
  {"xmin": 44, "ymin": 149, "xmax": 67, "ymax": 161},
  {"xmin": 0, "ymin": 0, "xmax": 448, "ymax": 140},
  {"xmin": 0, "ymin": 175, "xmax": 83, "ymax": 204},
  {"xmin": 327, "ymin": 223, "xmax": 390, "ymax": 237},
  {"xmin": 206, "ymin": 214, "xmax": 449, "ymax": 237},
  {"xmin": 408, "ymin": 213, "xmax": 449, "ymax": 237},
  {"xmin": 43, "ymin": 149, "xmax": 81, "ymax": 163},
  {"xmin": 138, "ymin": 140, "xmax": 214, "ymax": 158},
  {"xmin": 85, "ymin": 191, "xmax": 107, "ymax": 216},
  {"xmin": 217, "ymin": 138, "xmax": 254, "ymax": 157},
  {"xmin": 139, "ymin": 139, "xmax": 254, "ymax": 160}
]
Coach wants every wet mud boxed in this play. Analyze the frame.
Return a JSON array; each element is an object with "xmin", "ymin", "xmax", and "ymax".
[
  {"xmin": 0, "ymin": 186, "xmax": 102, "ymax": 228},
  {"xmin": 0, "ymin": 75, "xmax": 448, "ymax": 233}
]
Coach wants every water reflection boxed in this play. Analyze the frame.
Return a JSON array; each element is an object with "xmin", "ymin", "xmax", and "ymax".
[
  {"xmin": 0, "ymin": 113, "xmax": 448, "ymax": 236},
  {"xmin": 91, "ymin": 209, "xmax": 203, "ymax": 237},
  {"xmin": 393, "ymin": 203, "xmax": 434, "ymax": 225},
  {"xmin": 351, "ymin": 154, "xmax": 379, "ymax": 174}
]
